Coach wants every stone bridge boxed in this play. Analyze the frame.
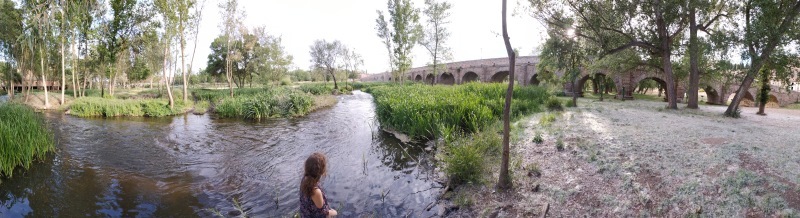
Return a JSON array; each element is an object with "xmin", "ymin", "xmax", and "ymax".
[{"xmin": 361, "ymin": 56, "xmax": 800, "ymax": 107}]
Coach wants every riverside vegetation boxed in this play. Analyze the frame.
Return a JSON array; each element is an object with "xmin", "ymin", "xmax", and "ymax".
[
  {"xmin": 0, "ymin": 103, "xmax": 55, "ymax": 182},
  {"xmin": 365, "ymin": 83, "xmax": 551, "ymax": 186}
]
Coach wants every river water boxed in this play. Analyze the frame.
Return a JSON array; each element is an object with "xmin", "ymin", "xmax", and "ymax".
[{"xmin": 0, "ymin": 91, "xmax": 441, "ymax": 217}]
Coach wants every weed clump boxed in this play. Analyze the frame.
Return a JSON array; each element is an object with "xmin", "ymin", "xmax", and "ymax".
[
  {"xmin": 0, "ymin": 104, "xmax": 55, "ymax": 178},
  {"xmin": 69, "ymin": 97, "xmax": 192, "ymax": 117},
  {"xmin": 539, "ymin": 113, "xmax": 558, "ymax": 127},
  {"xmin": 533, "ymin": 133, "xmax": 544, "ymax": 144},
  {"xmin": 556, "ymin": 138, "xmax": 565, "ymax": 151},
  {"xmin": 215, "ymin": 88, "xmax": 314, "ymax": 120},
  {"xmin": 546, "ymin": 97, "xmax": 564, "ymax": 111},
  {"xmin": 565, "ymin": 99, "xmax": 576, "ymax": 107}
]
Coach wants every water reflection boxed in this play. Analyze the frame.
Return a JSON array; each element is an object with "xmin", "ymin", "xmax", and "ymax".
[{"xmin": 0, "ymin": 91, "xmax": 439, "ymax": 217}]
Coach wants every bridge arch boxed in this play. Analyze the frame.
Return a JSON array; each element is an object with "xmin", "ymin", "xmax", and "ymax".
[
  {"xmin": 727, "ymin": 91, "xmax": 756, "ymax": 107},
  {"xmin": 702, "ymin": 85, "xmax": 722, "ymax": 105},
  {"xmin": 425, "ymin": 74, "xmax": 435, "ymax": 84},
  {"xmin": 439, "ymin": 72, "xmax": 455, "ymax": 85},
  {"xmin": 462, "ymin": 71, "xmax": 479, "ymax": 83},
  {"xmin": 414, "ymin": 74, "xmax": 422, "ymax": 82},
  {"xmin": 490, "ymin": 71, "xmax": 509, "ymax": 83},
  {"xmin": 576, "ymin": 72, "xmax": 611, "ymax": 95},
  {"xmin": 530, "ymin": 74, "xmax": 540, "ymax": 86},
  {"xmin": 765, "ymin": 94, "xmax": 780, "ymax": 108}
]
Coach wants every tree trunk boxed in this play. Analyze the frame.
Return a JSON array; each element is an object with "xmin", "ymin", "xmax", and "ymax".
[
  {"xmin": 61, "ymin": 17, "xmax": 66, "ymax": 105},
  {"xmin": 571, "ymin": 79, "xmax": 578, "ymax": 106},
  {"xmin": 687, "ymin": 7, "xmax": 700, "ymax": 109},
  {"xmin": 40, "ymin": 49, "xmax": 50, "ymax": 109},
  {"xmin": 497, "ymin": 0, "xmax": 514, "ymax": 191},
  {"xmin": 330, "ymin": 70, "xmax": 339, "ymax": 90},
  {"xmin": 163, "ymin": 40, "xmax": 175, "ymax": 109},
  {"xmin": 180, "ymin": 20, "xmax": 188, "ymax": 102},
  {"xmin": 756, "ymin": 69, "xmax": 770, "ymax": 115}
]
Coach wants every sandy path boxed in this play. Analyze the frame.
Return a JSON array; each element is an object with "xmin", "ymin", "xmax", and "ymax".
[{"xmin": 453, "ymin": 99, "xmax": 800, "ymax": 217}]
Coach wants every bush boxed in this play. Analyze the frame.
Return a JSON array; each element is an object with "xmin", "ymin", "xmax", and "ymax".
[
  {"xmin": 444, "ymin": 142, "xmax": 484, "ymax": 185},
  {"xmin": 539, "ymin": 113, "xmax": 557, "ymax": 127},
  {"xmin": 556, "ymin": 138, "xmax": 565, "ymax": 151},
  {"xmin": 0, "ymin": 104, "xmax": 55, "ymax": 178},
  {"xmin": 366, "ymin": 83, "xmax": 550, "ymax": 139},
  {"xmin": 546, "ymin": 97, "xmax": 564, "ymax": 111},
  {"xmin": 194, "ymin": 100, "xmax": 210, "ymax": 114},
  {"xmin": 565, "ymin": 99, "xmax": 576, "ymax": 107},
  {"xmin": 533, "ymin": 133, "xmax": 544, "ymax": 144}
]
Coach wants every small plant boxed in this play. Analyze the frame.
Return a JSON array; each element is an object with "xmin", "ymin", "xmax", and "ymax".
[
  {"xmin": 565, "ymin": 99, "xmax": 576, "ymax": 107},
  {"xmin": 443, "ymin": 142, "xmax": 484, "ymax": 185},
  {"xmin": 527, "ymin": 162, "xmax": 542, "ymax": 177},
  {"xmin": 453, "ymin": 192, "xmax": 474, "ymax": 208},
  {"xmin": 533, "ymin": 133, "xmax": 544, "ymax": 144},
  {"xmin": 539, "ymin": 113, "xmax": 557, "ymax": 127},
  {"xmin": 725, "ymin": 108, "xmax": 742, "ymax": 118},
  {"xmin": 556, "ymin": 138, "xmax": 565, "ymax": 151},
  {"xmin": 546, "ymin": 97, "xmax": 564, "ymax": 111}
]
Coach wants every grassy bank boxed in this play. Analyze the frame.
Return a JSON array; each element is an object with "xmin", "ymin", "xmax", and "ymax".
[
  {"xmin": 365, "ymin": 83, "xmax": 549, "ymax": 139},
  {"xmin": 69, "ymin": 97, "xmax": 193, "ymax": 117},
  {"xmin": 193, "ymin": 87, "xmax": 317, "ymax": 120},
  {"xmin": 0, "ymin": 103, "xmax": 55, "ymax": 179}
]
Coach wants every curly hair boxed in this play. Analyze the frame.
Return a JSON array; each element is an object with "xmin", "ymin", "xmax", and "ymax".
[{"xmin": 300, "ymin": 152, "xmax": 327, "ymax": 197}]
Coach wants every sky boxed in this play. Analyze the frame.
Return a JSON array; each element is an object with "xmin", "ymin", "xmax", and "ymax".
[{"xmin": 188, "ymin": 0, "xmax": 547, "ymax": 75}]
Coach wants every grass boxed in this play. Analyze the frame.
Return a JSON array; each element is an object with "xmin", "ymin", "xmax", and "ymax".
[
  {"xmin": 366, "ymin": 83, "xmax": 550, "ymax": 139},
  {"xmin": 539, "ymin": 113, "xmax": 558, "ymax": 127},
  {"xmin": 194, "ymin": 100, "xmax": 210, "ymax": 114},
  {"xmin": 214, "ymin": 87, "xmax": 314, "ymax": 120},
  {"xmin": 69, "ymin": 97, "xmax": 192, "ymax": 117},
  {"xmin": 786, "ymin": 103, "xmax": 800, "ymax": 110},
  {"xmin": 0, "ymin": 103, "xmax": 55, "ymax": 179},
  {"xmin": 439, "ymin": 123, "xmax": 503, "ymax": 185}
]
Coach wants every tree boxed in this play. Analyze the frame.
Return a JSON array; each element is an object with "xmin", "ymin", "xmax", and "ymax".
[
  {"xmin": 309, "ymin": 39, "xmax": 346, "ymax": 89},
  {"xmin": 419, "ymin": 0, "xmax": 452, "ymax": 83},
  {"xmin": 156, "ymin": 0, "xmax": 178, "ymax": 108},
  {"xmin": 725, "ymin": 0, "xmax": 800, "ymax": 117},
  {"xmin": 0, "ymin": 0, "xmax": 23, "ymax": 100},
  {"xmin": 376, "ymin": 0, "xmax": 421, "ymax": 82},
  {"xmin": 686, "ymin": 0, "xmax": 733, "ymax": 109},
  {"xmin": 530, "ymin": 0, "xmax": 687, "ymax": 109},
  {"xmin": 175, "ymin": 0, "xmax": 196, "ymax": 101},
  {"xmin": 537, "ymin": 18, "xmax": 586, "ymax": 107},
  {"xmin": 219, "ymin": 0, "xmax": 243, "ymax": 97},
  {"xmin": 755, "ymin": 50, "xmax": 799, "ymax": 115},
  {"xmin": 498, "ymin": 0, "xmax": 515, "ymax": 191}
]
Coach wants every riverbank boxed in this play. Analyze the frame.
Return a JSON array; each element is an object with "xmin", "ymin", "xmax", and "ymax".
[{"xmin": 444, "ymin": 98, "xmax": 800, "ymax": 217}]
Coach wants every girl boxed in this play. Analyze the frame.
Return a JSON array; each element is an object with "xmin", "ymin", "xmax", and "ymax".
[{"xmin": 299, "ymin": 152, "xmax": 338, "ymax": 217}]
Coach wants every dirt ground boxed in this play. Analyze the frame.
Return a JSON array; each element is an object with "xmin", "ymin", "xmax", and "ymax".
[{"xmin": 445, "ymin": 98, "xmax": 800, "ymax": 217}]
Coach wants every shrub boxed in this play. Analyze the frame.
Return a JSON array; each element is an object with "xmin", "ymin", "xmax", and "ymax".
[
  {"xmin": 546, "ymin": 97, "xmax": 564, "ymax": 111},
  {"xmin": 298, "ymin": 83, "xmax": 334, "ymax": 95},
  {"xmin": 556, "ymin": 138, "xmax": 565, "ymax": 151},
  {"xmin": 194, "ymin": 100, "xmax": 210, "ymax": 114},
  {"xmin": 539, "ymin": 113, "xmax": 557, "ymax": 127},
  {"xmin": 0, "ymin": 104, "xmax": 55, "ymax": 178},
  {"xmin": 533, "ymin": 133, "xmax": 544, "ymax": 144},
  {"xmin": 565, "ymin": 99, "xmax": 576, "ymax": 107},
  {"xmin": 443, "ymin": 142, "xmax": 484, "ymax": 185}
]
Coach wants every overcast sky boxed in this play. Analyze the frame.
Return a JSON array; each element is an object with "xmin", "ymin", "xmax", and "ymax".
[{"xmin": 188, "ymin": 0, "xmax": 546, "ymax": 74}]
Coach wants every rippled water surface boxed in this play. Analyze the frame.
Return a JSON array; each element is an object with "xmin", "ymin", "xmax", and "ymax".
[{"xmin": 0, "ymin": 91, "xmax": 440, "ymax": 217}]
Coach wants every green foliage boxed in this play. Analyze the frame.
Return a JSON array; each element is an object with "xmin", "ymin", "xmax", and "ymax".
[
  {"xmin": 69, "ymin": 97, "xmax": 191, "ymax": 117},
  {"xmin": 366, "ymin": 83, "xmax": 549, "ymax": 139},
  {"xmin": 556, "ymin": 138, "xmax": 565, "ymax": 151},
  {"xmin": 194, "ymin": 100, "xmax": 210, "ymax": 114},
  {"xmin": 546, "ymin": 97, "xmax": 564, "ymax": 111},
  {"xmin": 298, "ymin": 83, "xmax": 334, "ymax": 95},
  {"xmin": 439, "ymin": 123, "xmax": 502, "ymax": 186},
  {"xmin": 0, "ymin": 103, "xmax": 55, "ymax": 178},
  {"xmin": 533, "ymin": 133, "xmax": 544, "ymax": 144},
  {"xmin": 565, "ymin": 99, "xmax": 576, "ymax": 107},
  {"xmin": 376, "ymin": 0, "xmax": 422, "ymax": 82},
  {"xmin": 539, "ymin": 113, "xmax": 557, "ymax": 127},
  {"xmin": 214, "ymin": 87, "xmax": 314, "ymax": 120}
]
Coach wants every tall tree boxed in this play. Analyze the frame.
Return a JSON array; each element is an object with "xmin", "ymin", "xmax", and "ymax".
[
  {"xmin": 498, "ymin": 0, "xmax": 515, "ymax": 190},
  {"xmin": 219, "ymin": 0, "xmax": 243, "ymax": 97},
  {"xmin": 530, "ymin": 0, "xmax": 687, "ymax": 109},
  {"xmin": 156, "ymin": 0, "xmax": 177, "ymax": 108},
  {"xmin": 537, "ymin": 18, "xmax": 586, "ymax": 107},
  {"xmin": 725, "ymin": 0, "xmax": 800, "ymax": 116},
  {"xmin": 686, "ymin": 0, "xmax": 732, "ymax": 109},
  {"xmin": 375, "ymin": 11, "xmax": 395, "ymax": 80},
  {"xmin": 309, "ymin": 39, "xmax": 346, "ymax": 90},
  {"xmin": 175, "ymin": 0, "xmax": 195, "ymax": 101},
  {"xmin": 419, "ymin": 0, "xmax": 452, "ymax": 83},
  {"xmin": 376, "ymin": 0, "xmax": 421, "ymax": 82},
  {"xmin": 0, "ymin": 0, "xmax": 23, "ymax": 100}
]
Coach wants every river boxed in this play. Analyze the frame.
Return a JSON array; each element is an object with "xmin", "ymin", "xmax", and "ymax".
[{"xmin": 0, "ymin": 91, "xmax": 441, "ymax": 217}]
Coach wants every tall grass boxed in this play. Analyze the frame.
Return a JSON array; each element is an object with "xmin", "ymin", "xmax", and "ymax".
[
  {"xmin": 0, "ymin": 103, "xmax": 55, "ymax": 178},
  {"xmin": 214, "ymin": 87, "xmax": 314, "ymax": 119},
  {"xmin": 366, "ymin": 83, "xmax": 549, "ymax": 139},
  {"xmin": 69, "ymin": 97, "xmax": 192, "ymax": 117}
]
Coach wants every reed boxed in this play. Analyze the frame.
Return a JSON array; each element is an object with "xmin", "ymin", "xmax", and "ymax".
[
  {"xmin": 69, "ymin": 97, "xmax": 192, "ymax": 117},
  {"xmin": 365, "ymin": 83, "xmax": 549, "ymax": 139},
  {"xmin": 0, "ymin": 103, "xmax": 55, "ymax": 178},
  {"xmin": 214, "ymin": 87, "xmax": 315, "ymax": 120}
]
